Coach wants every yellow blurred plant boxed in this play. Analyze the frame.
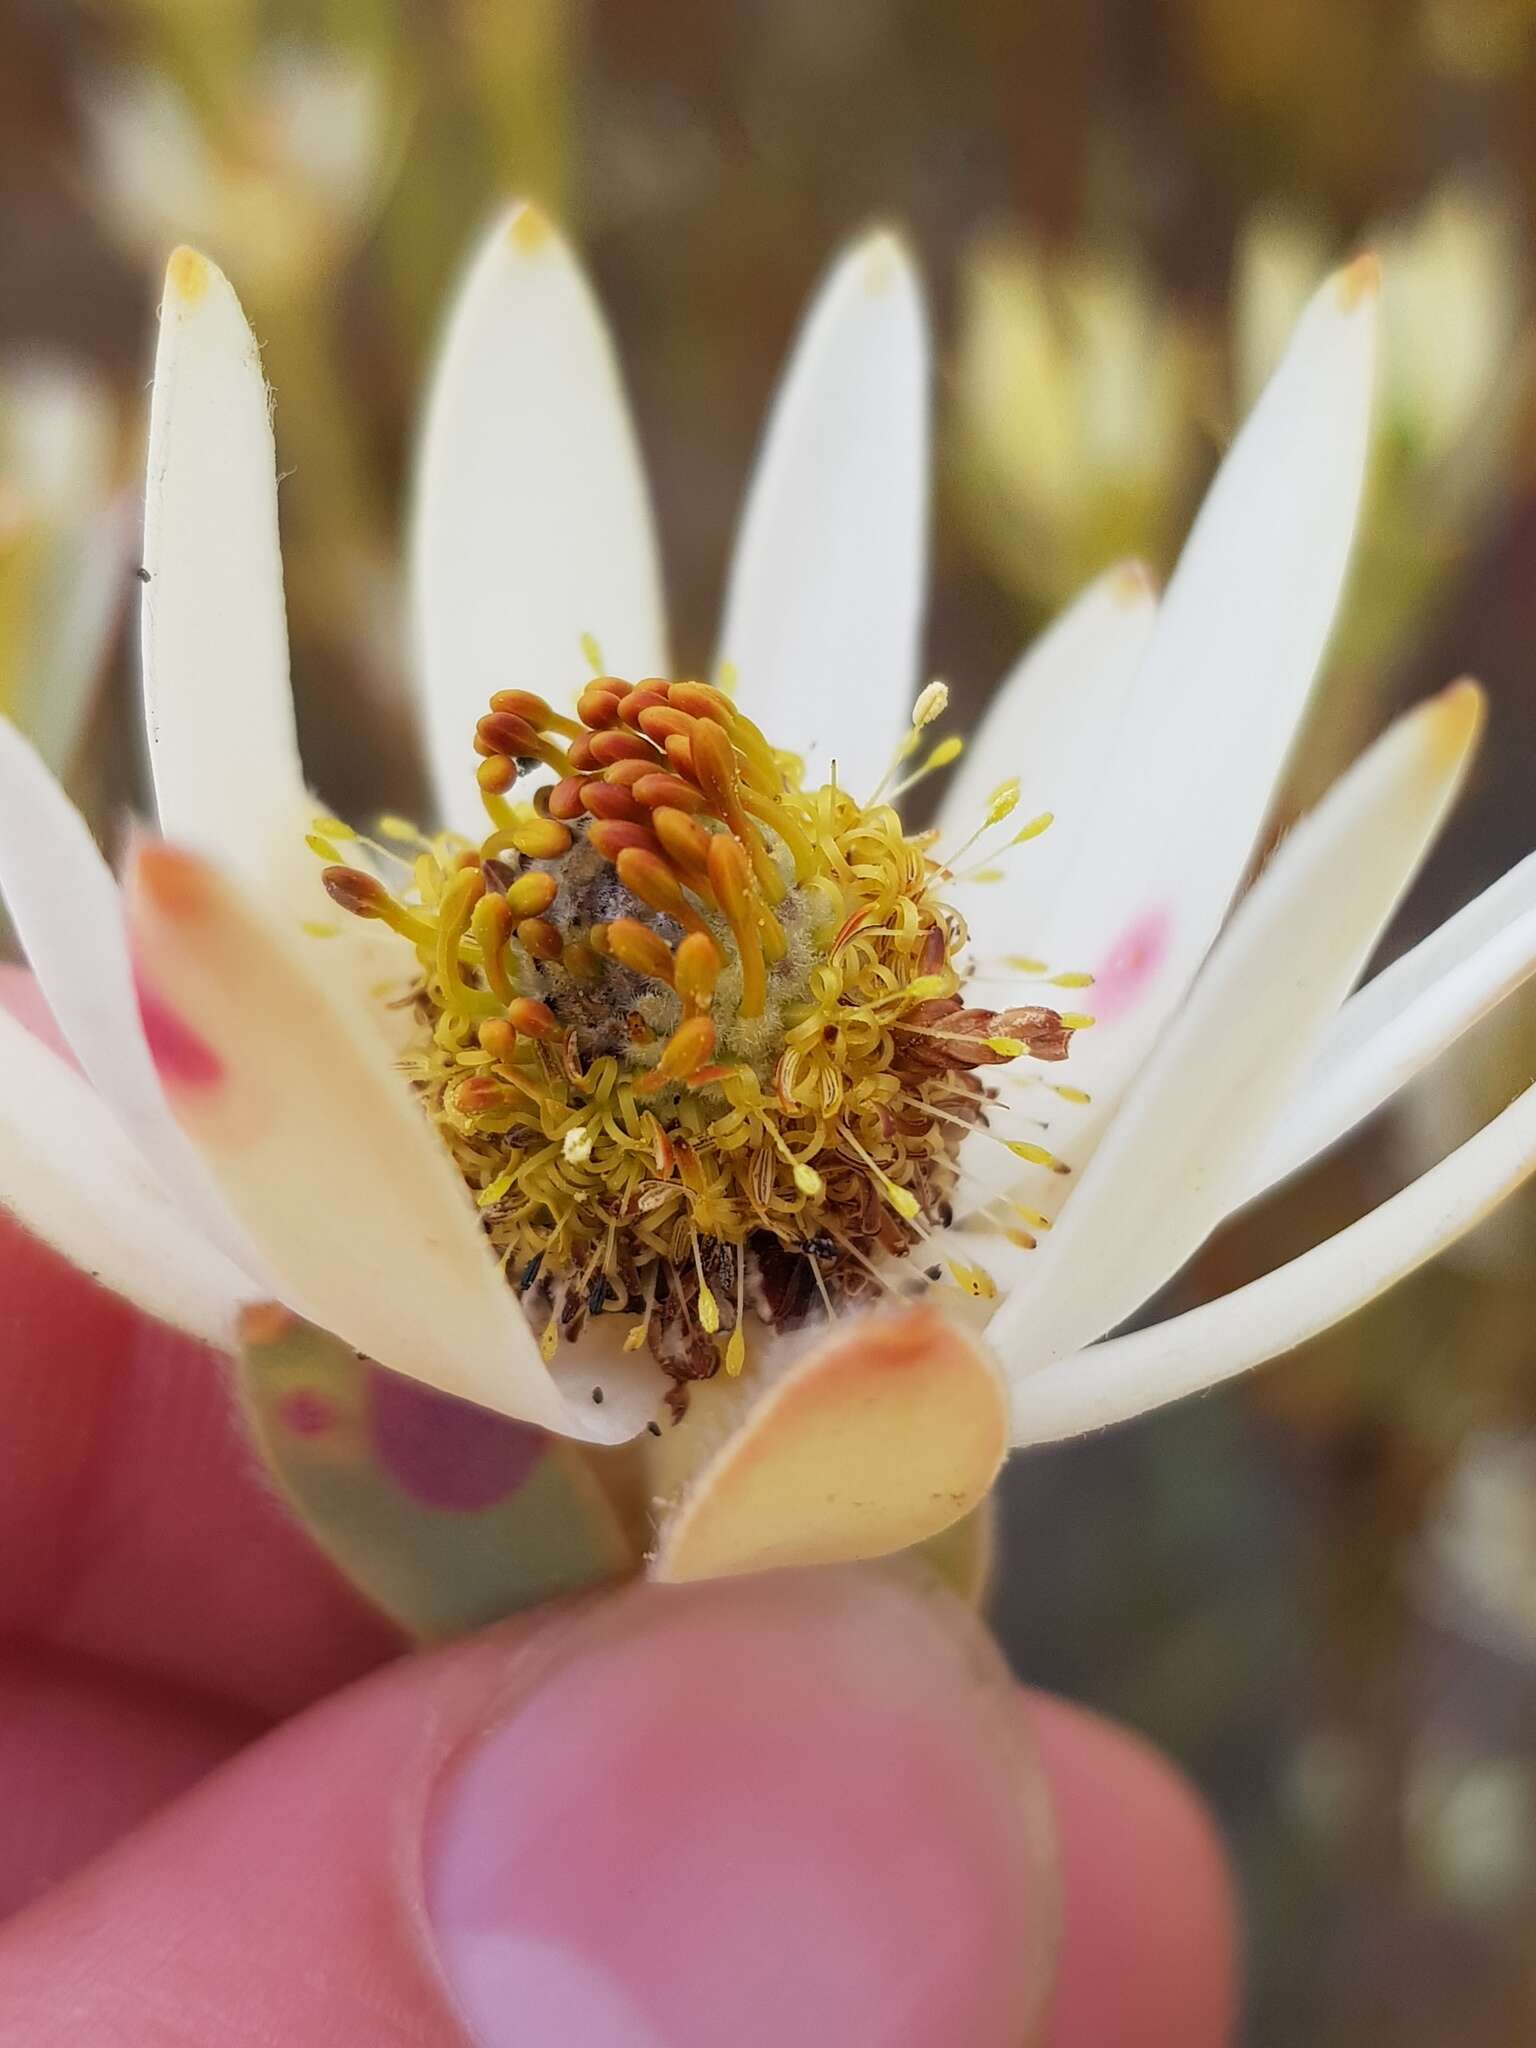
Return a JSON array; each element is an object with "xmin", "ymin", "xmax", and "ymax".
[
  {"xmin": 0, "ymin": 359, "xmax": 125, "ymax": 775},
  {"xmin": 952, "ymin": 236, "xmax": 1198, "ymax": 616}
]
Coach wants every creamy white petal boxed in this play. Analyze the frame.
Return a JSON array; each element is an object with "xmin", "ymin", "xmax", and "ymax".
[
  {"xmin": 1020, "ymin": 259, "xmax": 1379, "ymax": 1145},
  {"xmin": 1008, "ymin": 1070, "xmax": 1536, "ymax": 1445},
  {"xmin": 987, "ymin": 682, "xmax": 1481, "ymax": 1373},
  {"xmin": 941, "ymin": 560, "xmax": 1159, "ymax": 990},
  {"xmin": 0, "ymin": 714, "xmax": 272, "ymax": 1280},
  {"xmin": 413, "ymin": 202, "xmax": 667, "ymax": 835},
  {"xmin": 143, "ymin": 248, "xmax": 429, "ymax": 1017},
  {"xmin": 0, "ymin": 1005, "xmax": 252, "ymax": 1345},
  {"xmin": 142, "ymin": 247, "xmax": 312, "ymax": 885},
  {"xmin": 125, "ymin": 843, "xmax": 661, "ymax": 1444},
  {"xmin": 1242, "ymin": 849, "xmax": 1536, "ymax": 1199},
  {"xmin": 717, "ymin": 229, "xmax": 928, "ymax": 797}
]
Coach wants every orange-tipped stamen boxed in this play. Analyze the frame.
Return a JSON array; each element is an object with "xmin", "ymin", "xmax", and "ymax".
[
  {"xmin": 707, "ymin": 833, "xmax": 766, "ymax": 1018},
  {"xmin": 606, "ymin": 917, "xmax": 677, "ymax": 986},
  {"xmin": 638, "ymin": 1014, "xmax": 716, "ymax": 1094},
  {"xmin": 615, "ymin": 847, "xmax": 710, "ymax": 938},
  {"xmin": 674, "ymin": 930, "xmax": 721, "ymax": 1010}
]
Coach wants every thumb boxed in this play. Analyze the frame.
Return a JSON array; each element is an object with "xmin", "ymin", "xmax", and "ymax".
[{"xmin": 0, "ymin": 1569, "xmax": 1058, "ymax": 2048}]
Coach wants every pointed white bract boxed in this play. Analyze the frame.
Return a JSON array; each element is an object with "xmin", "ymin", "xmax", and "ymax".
[
  {"xmin": 718, "ymin": 229, "xmax": 929, "ymax": 799},
  {"xmin": 1009, "ymin": 1072, "xmax": 1536, "ymax": 1446},
  {"xmin": 413, "ymin": 203, "xmax": 667, "ymax": 836},
  {"xmin": 142, "ymin": 248, "xmax": 312, "ymax": 893},
  {"xmin": 1, "ymin": 214, "xmax": 1534, "ymax": 1559},
  {"xmin": 990, "ymin": 681, "xmax": 1481, "ymax": 1371},
  {"xmin": 126, "ymin": 846, "xmax": 652, "ymax": 1445},
  {"xmin": 1023, "ymin": 261, "xmax": 1380, "ymax": 1159},
  {"xmin": 0, "ymin": 713, "xmax": 270, "ymax": 1278},
  {"xmin": 0, "ymin": 1005, "xmax": 252, "ymax": 1344},
  {"xmin": 1243, "ymin": 849, "xmax": 1536, "ymax": 1199},
  {"xmin": 940, "ymin": 558, "xmax": 1159, "ymax": 994}
]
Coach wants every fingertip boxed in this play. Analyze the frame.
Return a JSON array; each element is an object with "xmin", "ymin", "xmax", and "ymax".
[
  {"xmin": 1024, "ymin": 1692, "xmax": 1238, "ymax": 2047},
  {"xmin": 427, "ymin": 1570, "xmax": 1059, "ymax": 2048}
]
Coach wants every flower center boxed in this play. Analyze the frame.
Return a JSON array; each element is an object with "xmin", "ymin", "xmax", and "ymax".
[{"xmin": 318, "ymin": 674, "xmax": 1086, "ymax": 1415}]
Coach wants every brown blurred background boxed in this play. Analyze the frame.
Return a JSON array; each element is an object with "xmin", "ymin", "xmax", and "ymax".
[{"xmin": 4, "ymin": 1, "xmax": 1536, "ymax": 2039}]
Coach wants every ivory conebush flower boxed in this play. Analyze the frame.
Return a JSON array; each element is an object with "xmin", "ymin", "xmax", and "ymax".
[{"xmin": 3, "ymin": 207, "xmax": 1536, "ymax": 1586}]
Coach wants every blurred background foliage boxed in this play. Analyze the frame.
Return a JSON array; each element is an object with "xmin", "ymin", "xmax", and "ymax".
[{"xmin": 3, "ymin": 0, "xmax": 1536, "ymax": 2038}]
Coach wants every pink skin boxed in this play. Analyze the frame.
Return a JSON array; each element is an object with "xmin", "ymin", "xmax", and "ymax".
[
  {"xmin": 0, "ymin": 968, "xmax": 1235, "ymax": 2044},
  {"xmin": 1092, "ymin": 907, "xmax": 1173, "ymax": 1023}
]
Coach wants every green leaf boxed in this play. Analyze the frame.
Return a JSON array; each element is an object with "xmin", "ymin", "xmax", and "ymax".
[{"xmin": 236, "ymin": 1305, "xmax": 640, "ymax": 1639}]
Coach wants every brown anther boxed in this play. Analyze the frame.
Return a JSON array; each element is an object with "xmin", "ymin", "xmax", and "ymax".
[
  {"xmin": 567, "ymin": 732, "xmax": 599, "ymax": 771},
  {"xmin": 321, "ymin": 865, "xmax": 385, "ymax": 917},
  {"xmin": 455, "ymin": 1075, "xmax": 508, "ymax": 1114},
  {"xmin": 638, "ymin": 705, "xmax": 694, "ymax": 745},
  {"xmin": 600, "ymin": 758, "xmax": 655, "ymax": 790},
  {"xmin": 616, "ymin": 684, "xmax": 670, "ymax": 727},
  {"xmin": 663, "ymin": 733, "xmax": 696, "ymax": 779},
  {"xmin": 639, "ymin": 1014, "xmax": 717, "ymax": 1093},
  {"xmin": 504, "ymin": 870, "xmax": 559, "ymax": 918},
  {"xmin": 707, "ymin": 832, "xmax": 766, "ymax": 1017},
  {"xmin": 918, "ymin": 922, "xmax": 947, "ymax": 979},
  {"xmin": 517, "ymin": 916, "xmax": 563, "ymax": 961},
  {"xmin": 547, "ymin": 777, "xmax": 588, "ymax": 821},
  {"xmin": 577, "ymin": 679, "xmax": 628, "ymax": 728},
  {"xmin": 688, "ymin": 716, "xmax": 741, "ymax": 814},
  {"xmin": 632, "ymin": 772, "xmax": 707, "ymax": 813},
  {"xmin": 606, "ymin": 917, "xmax": 676, "ymax": 985},
  {"xmin": 506, "ymin": 817, "xmax": 573, "ymax": 860},
  {"xmin": 471, "ymin": 890, "xmax": 515, "ymax": 951},
  {"xmin": 674, "ymin": 930, "xmax": 721, "ymax": 1009},
  {"xmin": 588, "ymin": 922, "xmax": 612, "ymax": 955},
  {"xmin": 615, "ymin": 847, "xmax": 709, "ymax": 937},
  {"xmin": 580, "ymin": 781, "xmax": 647, "ymax": 825},
  {"xmin": 506, "ymin": 996, "xmax": 559, "ymax": 1040},
  {"xmin": 894, "ymin": 1000, "xmax": 1073, "ymax": 1068},
  {"xmin": 587, "ymin": 819, "xmax": 663, "ymax": 864},
  {"xmin": 589, "ymin": 729, "xmax": 662, "ymax": 768},
  {"xmin": 706, "ymin": 831, "xmax": 754, "ymax": 920},
  {"xmin": 650, "ymin": 808, "xmax": 714, "ymax": 888},
  {"xmin": 476, "ymin": 711, "xmax": 539, "ymax": 757},
  {"xmin": 563, "ymin": 939, "xmax": 602, "ymax": 984},
  {"xmin": 477, "ymin": 1017, "xmax": 516, "ymax": 1061},
  {"xmin": 477, "ymin": 754, "xmax": 516, "ymax": 795},
  {"xmin": 489, "ymin": 689, "xmax": 568, "ymax": 732},
  {"xmin": 626, "ymin": 1011, "xmax": 655, "ymax": 1045},
  {"xmin": 668, "ymin": 681, "xmax": 732, "ymax": 725}
]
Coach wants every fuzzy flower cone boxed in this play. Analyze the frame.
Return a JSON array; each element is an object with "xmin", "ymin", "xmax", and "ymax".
[{"xmin": 4, "ymin": 207, "xmax": 1536, "ymax": 1633}]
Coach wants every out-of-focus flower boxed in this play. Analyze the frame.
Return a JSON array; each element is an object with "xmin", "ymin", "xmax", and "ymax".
[
  {"xmin": 1236, "ymin": 182, "xmax": 1529, "ymax": 812},
  {"xmin": 83, "ymin": 46, "xmax": 391, "ymax": 301},
  {"xmin": 1238, "ymin": 182, "xmax": 1524, "ymax": 497},
  {"xmin": 1405, "ymin": 1739, "xmax": 1536, "ymax": 1910},
  {"xmin": 4, "ymin": 220, "xmax": 1536, "ymax": 1619},
  {"xmin": 1238, "ymin": 183, "xmax": 1528, "ymax": 594},
  {"xmin": 0, "ymin": 359, "xmax": 125, "ymax": 774},
  {"xmin": 1422, "ymin": 1428, "xmax": 1536, "ymax": 1660},
  {"xmin": 952, "ymin": 237, "xmax": 1196, "ymax": 613},
  {"xmin": 1420, "ymin": 0, "xmax": 1536, "ymax": 79}
]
